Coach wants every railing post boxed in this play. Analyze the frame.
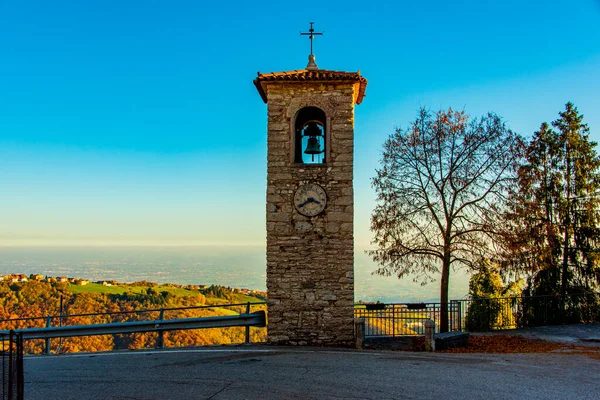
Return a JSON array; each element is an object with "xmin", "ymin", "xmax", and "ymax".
[
  {"xmin": 156, "ymin": 309, "xmax": 165, "ymax": 349},
  {"xmin": 424, "ymin": 319, "xmax": 435, "ymax": 352},
  {"xmin": 432, "ymin": 304, "xmax": 437, "ymax": 333},
  {"xmin": 458, "ymin": 300, "xmax": 462, "ymax": 331},
  {"xmin": 487, "ymin": 299, "xmax": 492, "ymax": 331},
  {"xmin": 16, "ymin": 332, "xmax": 24, "ymax": 400},
  {"xmin": 45, "ymin": 316, "xmax": 52, "ymax": 355},
  {"xmin": 244, "ymin": 302, "xmax": 251, "ymax": 344},
  {"xmin": 391, "ymin": 305, "xmax": 396, "ymax": 337},
  {"xmin": 355, "ymin": 318, "xmax": 365, "ymax": 349},
  {"xmin": 449, "ymin": 302, "xmax": 453, "ymax": 332},
  {"xmin": 8, "ymin": 331, "xmax": 14, "ymax": 400}
]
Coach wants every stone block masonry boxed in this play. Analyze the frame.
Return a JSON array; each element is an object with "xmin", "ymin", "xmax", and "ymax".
[{"xmin": 260, "ymin": 78, "xmax": 362, "ymax": 346}]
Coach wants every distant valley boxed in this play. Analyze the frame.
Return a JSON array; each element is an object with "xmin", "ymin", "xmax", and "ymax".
[{"xmin": 0, "ymin": 246, "xmax": 470, "ymax": 303}]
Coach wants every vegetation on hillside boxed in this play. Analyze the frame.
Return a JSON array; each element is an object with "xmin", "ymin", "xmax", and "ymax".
[{"xmin": 0, "ymin": 279, "xmax": 266, "ymax": 354}]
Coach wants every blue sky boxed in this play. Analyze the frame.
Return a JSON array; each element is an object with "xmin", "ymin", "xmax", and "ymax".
[{"xmin": 1, "ymin": 0, "xmax": 599, "ymax": 247}]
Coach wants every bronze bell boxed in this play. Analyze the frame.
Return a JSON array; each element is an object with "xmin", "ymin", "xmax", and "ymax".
[
  {"xmin": 304, "ymin": 137, "xmax": 322, "ymax": 155},
  {"xmin": 302, "ymin": 122, "xmax": 324, "ymax": 161}
]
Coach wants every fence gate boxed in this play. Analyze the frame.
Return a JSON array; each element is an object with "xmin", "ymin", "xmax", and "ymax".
[{"xmin": 1, "ymin": 331, "xmax": 24, "ymax": 400}]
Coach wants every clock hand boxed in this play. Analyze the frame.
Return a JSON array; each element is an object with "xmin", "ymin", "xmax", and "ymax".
[
  {"xmin": 298, "ymin": 199, "xmax": 311, "ymax": 207},
  {"xmin": 298, "ymin": 197, "xmax": 321, "ymax": 207}
]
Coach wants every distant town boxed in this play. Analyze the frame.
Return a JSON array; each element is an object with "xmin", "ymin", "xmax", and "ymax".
[{"xmin": 0, "ymin": 273, "xmax": 265, "ymax": 297}]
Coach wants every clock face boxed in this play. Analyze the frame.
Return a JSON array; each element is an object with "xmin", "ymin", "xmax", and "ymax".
[{"xmin": 294, "ymin": 183, "xmax": 327, "ymax": 217}]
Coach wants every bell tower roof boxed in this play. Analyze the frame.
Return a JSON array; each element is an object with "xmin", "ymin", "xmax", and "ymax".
[{"xmin": 254, "ymin": 69, "xmax": 368, "ymax": 105}]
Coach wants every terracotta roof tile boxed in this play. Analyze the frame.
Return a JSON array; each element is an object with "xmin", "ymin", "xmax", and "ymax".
[{"xmin": 254, "ymin": 69, "xmax": 367, "ymax": 105}]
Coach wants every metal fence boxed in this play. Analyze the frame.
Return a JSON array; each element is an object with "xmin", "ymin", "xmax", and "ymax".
[
  {"xmin": 355, "ymin": 293, "xmax": 600, "ymax": 336},
  {"xmin": 455, "ymin": 293, "xmax": 600, "ymax": 332},
  {"xmin": 0, "ymin": 302, "xmax": 266, "ymax": 355},
  {"xmin": 3, "ymin": 295, "xmax": 599, "ymax": 347},
  {"xmin": 354, "ymin": 302, "xmax": 462, "ymax": 337},
  {"xmin": 1, "ymin": 331, "xmax": 24, "ymax": 400}
]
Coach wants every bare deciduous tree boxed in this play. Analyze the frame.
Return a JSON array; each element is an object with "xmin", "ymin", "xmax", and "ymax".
[{"xmin": 370, "ymin": 107, "xmax": 522, "ymax": 332}]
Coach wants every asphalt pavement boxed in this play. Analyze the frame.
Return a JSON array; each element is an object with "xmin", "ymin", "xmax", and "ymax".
[{"xmin": 24, "ymin": 343, "xmax": 600, "ymax": 400}]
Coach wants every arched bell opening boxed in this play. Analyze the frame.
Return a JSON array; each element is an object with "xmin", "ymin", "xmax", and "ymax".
[{"xmin": 294, "ymin": 106, "xmax": 326, "ymax": 164}]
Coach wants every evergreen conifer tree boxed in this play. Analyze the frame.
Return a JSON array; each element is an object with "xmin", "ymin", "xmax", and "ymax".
[{"xmin": 504, "ymin": 103, "xmax": 600, "ymax": 312}]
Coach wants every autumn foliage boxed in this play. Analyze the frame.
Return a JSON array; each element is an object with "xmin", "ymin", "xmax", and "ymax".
[{"xmin": 0, "ymin": 280, "xmax": 266, "ymax": 354}]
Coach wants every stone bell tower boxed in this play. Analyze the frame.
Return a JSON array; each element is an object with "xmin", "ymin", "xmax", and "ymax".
[{"xmin": 254, "ymin": 25, "xmax": 367, "ymax": 346}]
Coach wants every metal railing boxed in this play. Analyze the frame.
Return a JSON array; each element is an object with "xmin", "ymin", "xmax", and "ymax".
[
  {"xmin": 353, "ymin": 302, "xmax": 462, "ymax": 337},
  {"xmin": 1, "ymin": 331, "xmax": 24, "ymax": 400},
  {"xmin": 354, "ymin": 293, "xmax": 600, "ymax": 337},
  {"xmin": 455, "ymin": 293, "xmax": 600, "ymax": 332},
  {"xmin": 0, "ymin": 302, "xmax": 266, "ymax": 354},
  {"xmin": 4, "ymin": 294, "xmax": 598, "ymax": 347}
]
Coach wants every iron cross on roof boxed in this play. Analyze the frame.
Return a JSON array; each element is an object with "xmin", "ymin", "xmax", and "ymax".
[{"xmin": 300, "ymin": 22, "xmax": 323, "ymax": 56}]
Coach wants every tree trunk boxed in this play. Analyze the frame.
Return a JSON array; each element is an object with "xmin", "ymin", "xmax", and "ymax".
[
  {"xmin": 561, "ymin": 147, "xmax": 572, "ymax": 298},
  {"xmin": 561, "ymin": 226, "xmax": 569, "ymax": 298},
  {"xmin": 440, "ymin": 253, "xmax": 451, "ymax": 333}
]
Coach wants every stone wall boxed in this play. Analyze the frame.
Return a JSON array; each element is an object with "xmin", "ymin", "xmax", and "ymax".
[{"xmin": 265, "ymin": 81, "xmax": 357, "ymax": 346}]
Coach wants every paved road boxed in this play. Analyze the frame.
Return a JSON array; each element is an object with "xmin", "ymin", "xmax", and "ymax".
[{"xmin": 25, "ymin": 345, "xmax": 599, "ymax": 400}]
